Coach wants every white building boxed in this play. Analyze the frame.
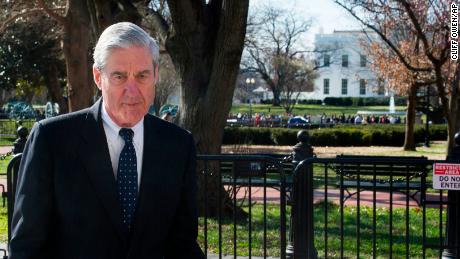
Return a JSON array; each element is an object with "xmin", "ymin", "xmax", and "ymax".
[{"xmin": 307, "ymin": 30, "xmax": 387, "ymax": 100}]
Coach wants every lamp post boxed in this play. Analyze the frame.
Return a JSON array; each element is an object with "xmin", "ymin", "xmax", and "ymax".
[
  {"xmin": 424, "ymin": 86, "xmax": 430, "ymax": 147},
  {"xmin": 246, "ymin": 77, "xmax": 255, "ymax": 125}
]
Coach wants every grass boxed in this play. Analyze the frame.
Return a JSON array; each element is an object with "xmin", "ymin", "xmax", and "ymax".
[
  {"xmin": 0, "ymin": 155, "xmax": 11, "ymax": 174},
  {"xmin": 0, "ymin": 138, "xmax": 13, "ymax": 147},
  {"xmin": 0, "ymin": 119, "xmax": 35, "ymax": 145},
  {"xmin": 198, "ymin": 204, "xmax": 287, "ymax": 256},
  {"xmin": 0, "ymin": 205, "xmax": 6, "ymax": 243},
  {"xmin": 230, "ymin": 104, "xmax": 406, "ymax": 116},
  {"xmin": 198, "ymin": 203, "xmax": 446, "ymax": 258}
]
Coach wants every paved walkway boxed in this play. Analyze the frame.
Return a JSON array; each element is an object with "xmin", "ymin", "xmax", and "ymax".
[
  {"xmin": 0, "ymin": 146, "xmax": 12, "ymax": 155},
  {"xmin": 207, "ymin": 256, "xmax": 278, "ymax": 259},
  {"xmin": 231, "ymin": 186, "xmax": 447, "ymax": 208}
]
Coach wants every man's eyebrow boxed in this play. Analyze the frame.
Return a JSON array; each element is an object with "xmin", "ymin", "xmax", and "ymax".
[
  {"xmin": 110, "ymin": 71, "xmax": 127, "ymax": 76},
  {"xmin": 136, "ymin": 70, "xmax": 152, "ymax": 75}
]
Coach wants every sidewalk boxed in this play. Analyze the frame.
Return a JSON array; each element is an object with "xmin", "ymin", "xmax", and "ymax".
[
  {"xmin": 207, "ymin": 255, "xmax": 278, "ymax": 259},
  {"xmin": 231, "ymin": 186, "xmax": 447, "ymax": 208},
  {"xmin": 0, "ymin": 146, "xmax": 12, "ymax": 155}
]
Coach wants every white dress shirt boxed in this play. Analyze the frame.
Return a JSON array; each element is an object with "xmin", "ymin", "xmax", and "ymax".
[{"xmin": 101, "ymin": 104, "xmax": 144, "ymax": 188}]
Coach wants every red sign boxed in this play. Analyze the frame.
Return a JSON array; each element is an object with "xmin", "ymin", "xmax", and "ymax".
[
  {"xmin": 433, "ymin": 163, "xmax": 460, "ymax": 190},
  {"xmin": 434, "ymin": 163, "xmax": 460, "ymax": 175}
]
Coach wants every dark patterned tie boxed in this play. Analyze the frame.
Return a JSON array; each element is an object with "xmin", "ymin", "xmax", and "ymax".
[{"xmin": 117, "ymin": 128, "xmax": 138, "ymax": 230}]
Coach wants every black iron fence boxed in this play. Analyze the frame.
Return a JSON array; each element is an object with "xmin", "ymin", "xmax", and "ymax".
[
  {"xmin": 291, "ymin": 156, "xmax": 459, "ymax": 259},
  {"xmin": 0, "ymin": 119, "xmax": 35, "ymax": 138},
  {"xmin": 196, "ymin": 154, "xmax": 290, "ymax": 259},
  {"xmin": 2, "ymin": 143, "xmax": 460, "ymax": 258}
]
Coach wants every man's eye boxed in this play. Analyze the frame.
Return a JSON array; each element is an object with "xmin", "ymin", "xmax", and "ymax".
[
  {"xmin": 137, "ymin": 73, "xmax": 150, "ymax": 83},
  {"xmin": 110, "ymin": 74, "xmax": 126, "ymax": 84}
]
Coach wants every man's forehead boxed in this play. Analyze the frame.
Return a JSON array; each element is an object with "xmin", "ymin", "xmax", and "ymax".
[
  {"xmin": 105, "ymin": 61, "xmax": 154, "ymax": 72},
  {"xmin": 107, "ymin": 47, "xmax": 154, "ymax": 62}
]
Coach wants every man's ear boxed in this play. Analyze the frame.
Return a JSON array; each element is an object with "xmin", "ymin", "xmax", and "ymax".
[{"xmin": 93, "ymin": 65, "xmax": 102, "ymax": 90}]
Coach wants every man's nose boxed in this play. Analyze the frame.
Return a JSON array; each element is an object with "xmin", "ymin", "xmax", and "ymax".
[{"xmin": 124, "ymin": 77, "xmax": 139, "ymax": 96}]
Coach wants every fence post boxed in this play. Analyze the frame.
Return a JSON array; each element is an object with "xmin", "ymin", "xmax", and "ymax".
[
  {"xmin": 12, "ymin": 126, "xmax": 28, "ymax": 154},
  {"xmin": 286, "ymin": 130, "xmax": 316, "ymax": 259},
  {"xmin": 443, "ymin": 132, "xmax": 460, "ymax": 259}
]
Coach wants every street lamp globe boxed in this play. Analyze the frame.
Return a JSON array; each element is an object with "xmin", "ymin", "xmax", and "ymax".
[{"xmin": 246, "ymin": 78, "xmax": 255, "ymax": 85}]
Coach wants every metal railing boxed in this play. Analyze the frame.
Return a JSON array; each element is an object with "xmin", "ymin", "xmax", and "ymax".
[
  {"xmin": 0, "ymin": 119, "xmax": 35, "ymax": 138},
  {"xmin": 291, "ymin": 156, "xmax": 458, "ymax": 259},
  {"xmin": 3, "ymin": 150, "xmax": 459, "ymax": 258},
  {"xmin": 197, "ymin": 154, "xmax": 289, "ymax": 259}
]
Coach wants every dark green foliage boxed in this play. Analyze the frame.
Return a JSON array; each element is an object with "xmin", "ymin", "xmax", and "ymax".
[
  {"xmin": 323, "ymin": 97, "xmax": 406, "ymax": 106},
  {"xmin": 223, "ymin": 124, "xmax": 447, "ymax": 146},
  {"xmin": 296, "ymin": 99, "xmax": 323, "ymax": 105},
  {"xmin": 0, "ymin": 15, "xmax": 64, "ymax": 95}
]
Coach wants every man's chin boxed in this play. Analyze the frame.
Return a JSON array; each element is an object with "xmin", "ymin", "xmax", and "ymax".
[{"xmin": 116, "ymin": 114, "xmax": 144, "ymax": 127}]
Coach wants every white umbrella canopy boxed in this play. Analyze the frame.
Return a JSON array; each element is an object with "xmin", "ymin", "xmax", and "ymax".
[{"xmin": 252, "ymin": 86, "xmax": 268, "ymax": 93}]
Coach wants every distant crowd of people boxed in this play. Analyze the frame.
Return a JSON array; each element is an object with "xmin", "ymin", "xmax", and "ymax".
[
  {"xmin": 322, "ymin": 113, "xmax": 403, "ymax": 125},
  {"xmin": 227, "ymin": 112, "xmax": 404, "ymax": 127}
]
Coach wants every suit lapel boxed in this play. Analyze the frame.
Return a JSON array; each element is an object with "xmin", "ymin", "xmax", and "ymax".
[{"xmin": 77, "ymin": 99, "xmax": 128, "ymax": 243}]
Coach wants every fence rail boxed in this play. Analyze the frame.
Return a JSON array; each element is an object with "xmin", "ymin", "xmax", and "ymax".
[
  {"xmin": 292, "ymin": 156, "xmax": 459, "ymax": 259},
  {"xmin": 2, "ymin": 151, "xmax": 459, "ymax": 258},
  {"xmin": 0, "ymin": 119, "xmax": 35, "ymax": 137},
  {"xmin": 197, "ymin": 154, "xmax": 289, "ymax": 259}
]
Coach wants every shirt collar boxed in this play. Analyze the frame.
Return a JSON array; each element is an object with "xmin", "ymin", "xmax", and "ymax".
[{"xmin": 101, "ymin": 102, "xmax": 144, "ymax": 136}]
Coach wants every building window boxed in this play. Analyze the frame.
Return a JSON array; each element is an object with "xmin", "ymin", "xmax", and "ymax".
[
  {"xmin": 323, "ymin": 78, "xmax": 330, "ymax": 94},
  {"xmin": 324, "ymin": 54, "xmax": 330, "ymax": 67},
  {"xmin": 360, "ymin": 55, "xmax": 367, "ymax": 67},
  {"xmin": 360, "ymin": 79, "xmax": 366, "ymax": 95},
  {"xmin": 377, "ymin": 79, "xmax": 385, "ymax": 95},
  {"xmin": 342, "ymin": 55, "xmax": 348, "ymax": 67},
  {"xmin": 341, "ymin": 79, "xmax": 348, "ymax": 95}
]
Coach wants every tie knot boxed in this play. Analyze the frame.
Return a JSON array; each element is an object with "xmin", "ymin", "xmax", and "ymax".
[{"xmin": 119, "ymin": 128, "xmax": 134, "ymax": 143}]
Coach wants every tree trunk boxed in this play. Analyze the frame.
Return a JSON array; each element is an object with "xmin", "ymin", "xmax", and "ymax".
[
  {"xmin": 403, "ymin": 86, "xmax": 417, "ymax": 151},
  {"xmin": 62, "ymin": 0, "xmax": 94, "ymax": 112},
  {"xmin": 272, "ymin": 88, "xmax": 281, "ymax": 106},
  {"xmin": 43, "ymin": 63, "xmax": 68, "ymax": 114},
  {"xmin": 166, "ymin": 0, "xmax": 249, "ymax": 217}
]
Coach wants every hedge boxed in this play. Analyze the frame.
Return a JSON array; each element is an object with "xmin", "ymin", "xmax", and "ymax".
[
  {"xmin": 323, "ymin": 97, "xmax": 407, "ymax": 106},
  {"xmin": 222, "ymin": 124, "xmax": 447, "ymax": 146}
]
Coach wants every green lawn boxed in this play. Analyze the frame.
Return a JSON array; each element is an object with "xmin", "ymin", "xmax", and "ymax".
[
  {"xmin": 0, "ymin": 205, "xmax": 6, "ymax": 243},
  {"xmin": 0, "ymin": 156, "xmax": 11, "ymax": 174},
  {"xmin": 230, "ymin": 104, "xmax": 406, "ymax": 116},
  {"xmin": 198, "ymin": 203, "xmax": 445, "ymax": 258},
  {"xmin": 0, "ymin": 138, "xmax": 14, "ymax": 147}
]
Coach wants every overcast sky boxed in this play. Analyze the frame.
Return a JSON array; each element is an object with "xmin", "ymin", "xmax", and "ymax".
[{"xmin": 250, "ymin": 0, "xmax": 363, "ymax": 47}]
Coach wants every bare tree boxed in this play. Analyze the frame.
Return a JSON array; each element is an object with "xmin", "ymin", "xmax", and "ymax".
[
  {"xmin": 336, "ymin": 0, "xmax": 458, "ymax": 156},
  {"xmin": 144, "ymin": 1, "xmax": 250, "ymax": 216},
  {"xmin": 243, "ymin": 5, "xmax": 314, "ymax": 107},
  {"xmin": 278, "ymin": 55, "xmax": 318, "ymax": 113}
]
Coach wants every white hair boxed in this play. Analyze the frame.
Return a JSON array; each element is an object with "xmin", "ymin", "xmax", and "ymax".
[{"xmin": 93, "ymin": 22, "xmax": 159, "ymax": 71}]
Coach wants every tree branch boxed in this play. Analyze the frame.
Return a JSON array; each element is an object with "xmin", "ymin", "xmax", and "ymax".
[
  {"xmin": 0, "ymin": 7, "xmax": 65, "ymax": 32},
  {"xmin": 397, "ymin": 0, "xmax": 437, "ymax": 63},
  {"xmin": 36, "ymin": 0, "xmax": 67, "ymax": 26},
  {"xmin": 335, "ymin": 0, "xmax": 432, "ymax": 73}
]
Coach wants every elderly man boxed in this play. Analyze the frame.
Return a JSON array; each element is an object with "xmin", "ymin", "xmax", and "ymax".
[{"xmin": 9, "ymin": 22, "xmax": 205, "ymax": 259}]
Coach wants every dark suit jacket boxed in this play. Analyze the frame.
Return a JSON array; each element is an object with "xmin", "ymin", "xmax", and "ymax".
[{"xmin": 9, "ymin": 99, "xmax": 205, "ymax": 259}]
